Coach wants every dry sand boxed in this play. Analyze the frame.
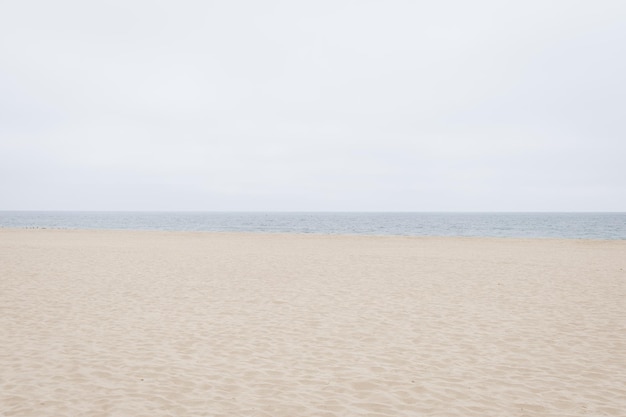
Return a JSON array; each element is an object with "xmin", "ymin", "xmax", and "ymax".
[{"xmin": 1, "ymin": 229, "xmax": 625, "ymax": 417}]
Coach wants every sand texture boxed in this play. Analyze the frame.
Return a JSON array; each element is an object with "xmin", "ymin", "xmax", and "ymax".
[{"xmin": 1, "ymin": 229, "xmax": 626, "ymax": 416}]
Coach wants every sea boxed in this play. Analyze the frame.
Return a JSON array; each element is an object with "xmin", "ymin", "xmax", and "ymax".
[{"xmin": 0, "ymin": 211, "xmax": 625, "ymax": 239}]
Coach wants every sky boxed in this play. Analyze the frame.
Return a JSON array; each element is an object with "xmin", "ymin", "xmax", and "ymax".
[{"xmin": 1, "ymin": 1, "xmax": 625, "ymax": 211}]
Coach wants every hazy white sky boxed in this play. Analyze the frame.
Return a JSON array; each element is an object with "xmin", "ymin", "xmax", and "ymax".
[{"xmin": 1, "ymin": 1, "xmax": 625, "ymax": 211}]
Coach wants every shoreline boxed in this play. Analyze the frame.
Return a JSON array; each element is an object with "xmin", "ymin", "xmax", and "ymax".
[
  {"xmin": 2, "ymin": 212, "xmax": 625, "ymax": 241},
  {"xmin": 2, "ymin": 226, "xmax": 625, "ymax": 242}
]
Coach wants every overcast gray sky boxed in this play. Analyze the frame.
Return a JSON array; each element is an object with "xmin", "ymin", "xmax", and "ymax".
[{"xmin": 1, "ymin": 1, "xmax": 625, "ymax": 211}]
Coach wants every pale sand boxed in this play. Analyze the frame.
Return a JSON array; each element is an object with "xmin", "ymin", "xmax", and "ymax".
[{"xmin": 1, "ymin": 229, "xmax": 625, "ymax": 417}]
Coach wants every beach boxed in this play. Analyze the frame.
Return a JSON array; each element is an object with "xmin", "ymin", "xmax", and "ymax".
[{"xmin": 1, "ymin": 229, "xmax": 625, "ymax": 416}]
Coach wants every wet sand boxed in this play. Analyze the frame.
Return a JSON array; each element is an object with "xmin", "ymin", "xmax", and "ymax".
[{"xmin": 1, "ymin": 229, "xmax": 625, "ymax": 416}]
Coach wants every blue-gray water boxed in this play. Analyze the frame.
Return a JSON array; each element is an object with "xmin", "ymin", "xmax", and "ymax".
[{"xmin": 1, "ymin": 212, "xmax": 625, "ymax": 239}]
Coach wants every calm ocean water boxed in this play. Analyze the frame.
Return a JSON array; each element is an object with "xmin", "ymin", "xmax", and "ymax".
[{"xmin": 0, "ymin": 212, "xmax": 625, "ymax": 239}]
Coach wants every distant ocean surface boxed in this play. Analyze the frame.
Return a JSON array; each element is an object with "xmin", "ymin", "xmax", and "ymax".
[{"xmin": 1, "ymin": 211, "xmax": 625, "ymax": 239}]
